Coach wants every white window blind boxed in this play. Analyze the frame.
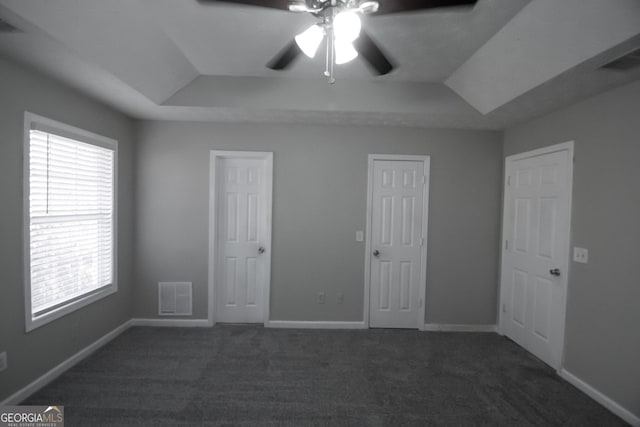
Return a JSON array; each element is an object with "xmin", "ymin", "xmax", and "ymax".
[{"xmin": 28, "ymin": 128, "xmax": 115, "ymax": 316}]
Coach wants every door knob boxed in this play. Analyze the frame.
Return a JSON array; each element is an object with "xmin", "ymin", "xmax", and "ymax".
[
  {"xmin": 550, "ymin": 268, "xmax": 560, "ymax": 277},
  {"xmin": 258, "ymin": 246, "xmax": 265, "ymax": 254},
  {"xmin": 373, "ymin": 249, "xmax": 380, "ymax": 257}
]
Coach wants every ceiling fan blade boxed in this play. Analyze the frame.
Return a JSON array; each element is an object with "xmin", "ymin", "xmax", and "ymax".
[
  {"xmin": 267, "ymin": 40, "xmax": 302, "ymax": 70},
  {"xmin": 354, "ymin": 30, "xmax": 394, "ymax": 75},
  {"xmin": 375, "ymin": 0, "xmax": 478, "ymax": 14},
  {"xmin": 197, "ymin": 0, "xmax": 290, "ymax": 11}
]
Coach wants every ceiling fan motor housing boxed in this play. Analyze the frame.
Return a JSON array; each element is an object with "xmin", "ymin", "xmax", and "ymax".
[{"xmin": 304, "ymin": 0, "xmax": 363, "ymax": 13}]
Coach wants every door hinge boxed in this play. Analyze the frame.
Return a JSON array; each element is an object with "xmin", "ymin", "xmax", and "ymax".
[
  {"xmin": 502, "ymin": 303, "xmax": 506, "ymax": 313},
  {"xmin": 419, "ymin": 298, "xmax": 423, "ymax": 308},
  {"xmin": 507, "ymin": 175, "xmax": 512, "ymax": 186},
  {"xmin": 420, "ymin": 237, "xmax": 425, "ymax": 246},
  {"xmin": 421, "ymin": 175, "xmax": 427, "ymax": 185},
  {"xmin": 504, "ymin": 240, "xmax": 509, "ymax": 250}
]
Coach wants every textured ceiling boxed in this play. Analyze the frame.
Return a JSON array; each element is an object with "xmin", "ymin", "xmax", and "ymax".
[{"xmin": 0, "ymin": 0, "xmax": 639, "ymax": 129}]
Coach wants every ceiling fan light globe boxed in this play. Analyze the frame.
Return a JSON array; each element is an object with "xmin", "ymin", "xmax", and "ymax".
[
  {"xmin": 358, "ymin": 1, "xmax": 379, "ymax": 14},
  {"xmin": 295, "ymin": 24, "xmax": 324, "ymax": 58},
  {"xmin": 334, "ymin": 11, "xmax": 361, "ymax": 42},
  {"xmin": 288, "ymin": 3, "xmax": 309, "ymax": 12},
  {"xmin": 335, "ymin": 41, "xmax": 358, "ymax": 64}
]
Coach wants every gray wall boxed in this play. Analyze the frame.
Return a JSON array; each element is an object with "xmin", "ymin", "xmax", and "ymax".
[
  {"xmin": 0, "ymin": 57, "xmax": 135, "ymax": 402},
  {"xmin": 135, "ymin": 121, "xmax": 503, "ymax": 325},
  {"xmin": 504, "ymin": 79, "xmax": 640, "ymax": 415}
]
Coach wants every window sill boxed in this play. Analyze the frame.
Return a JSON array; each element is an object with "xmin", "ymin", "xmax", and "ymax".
[{"xmin": 26, "ymin": 284, "xmax": 117, "ymax": 332}]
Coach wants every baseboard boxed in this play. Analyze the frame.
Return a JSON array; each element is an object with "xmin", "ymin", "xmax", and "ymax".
[
  {"xmin": 266, "ymin": 320, "xmax": 367, "ymax": 330},
  {"xmin": 423, "ymin": 323, "xmax": 497, "ymax": 332},
  {"xmin": 559, "ymin": 369, "xmax": 640, "ymax": 426},
  {"xmin": 130, "ymin": 318, "xmax": 212, "ymax": 327},
  {"xmin": 267, "ymin": 322, "xmax": 497, "ymax": 332},
  {"xmin": 0, "ymin": 319, "xmax": 133, "ymax": 406}
]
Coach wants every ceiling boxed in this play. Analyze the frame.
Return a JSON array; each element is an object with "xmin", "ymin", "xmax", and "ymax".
[
  {"xmin": 0, "ymin": 0, "xmax": 639, "ymax": 129},
  {"xmin": 148, "ymin": 0, "xmax": 531, "ymax": 82}
]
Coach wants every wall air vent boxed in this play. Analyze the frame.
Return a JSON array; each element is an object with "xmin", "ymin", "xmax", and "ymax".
[
  {"xmin": 159, "ymin": 282, "xmax": 193, "ymax": 316},
  {"xmin": 0, "ymin": 18, "xmax": 21, "ymax": 33},
  {"xmin": 601, "ymin": 46, "xmax": 640, "ymax": 71}
]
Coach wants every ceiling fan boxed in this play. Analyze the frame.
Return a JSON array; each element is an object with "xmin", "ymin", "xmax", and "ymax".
[{"xmin": 199, "ymin": 0, "xmax": 478, "ymax": 83}]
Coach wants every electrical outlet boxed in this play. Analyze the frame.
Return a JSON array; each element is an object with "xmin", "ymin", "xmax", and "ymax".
[
  {"xmin": 337, "ymin": 292, "xmax": 344, "ymax": 304},
  {"xmin": 0, "ymin": 352, "xmax": 7, "ymax": 372},
  {"xmin": 317, "ymin": 292, "xmax": 326, "ymax": 304},
  {"xmin": 573, "ymin": 247, "xmax": 589, "ymax": 264},
  {"xmin": 355, "ymin": 231, "xmax": 364, "ymax": 242}
]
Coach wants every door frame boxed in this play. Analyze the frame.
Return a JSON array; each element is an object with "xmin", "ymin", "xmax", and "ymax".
[
  {"xmin": 498, "ymin": 141, "xmax": 574, "ymax": 370},
  {"xmin": 208, "ymin": 150, "xmax": 273, "ymax": 326},
  {"xmin": 363, "ymin": 154, "xmax": 431, "ymax": 330}
]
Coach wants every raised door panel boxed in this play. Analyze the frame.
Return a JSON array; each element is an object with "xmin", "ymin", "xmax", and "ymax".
[
  {"xmin": 514, "ymin": 198, "xmax": 531, "ymax": 254},
  {"xmin": 400, "ymin": 197, "xmax": 415, "ymax": 246},
  {"xmin": 378, "ymin": 261, "xmax": 391, "ymax": 311},
  {"xmin": 399, "ymin": 262, "xmax": 412, "ymax": 311},
  {"xmin": 380, "ymin": 196, "xmax": 394, "ymax": 246},
  {"xmin": 533, "ymin": 276, "xmax": 552, "ymax": 341},
  {"xmin": 225, "ymin": 193, "xmax": 239, "ymax": 242},
  {"xmin": 224, "ymin": 257, "xmax": 238, "ymax": 306},
  {"xmin": 246, "ymin": 257, "xmax": 257, "ymax": 306},
  {"xmin": 247, "ymin": 193, "xmax": 259, "ymax": 243},
  {"xmin": 537, "ymin": 197, "xmax": 557, "ymax": 260},
  {"xmin": 511, "ymin": 268, "xmax": 527, "ymax": 329}
]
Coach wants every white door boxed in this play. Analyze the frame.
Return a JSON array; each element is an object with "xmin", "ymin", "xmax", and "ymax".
[
  {"xmin": 368, "ymin": 157, "xmax": 429, "ymax": 329},
  {"xmin": 213, "ymin": 153, "xmax": 272, "ymax": 323},
  {"xmin": 500, "ymin": 142, "xmax": 573, "ymax": 369}
]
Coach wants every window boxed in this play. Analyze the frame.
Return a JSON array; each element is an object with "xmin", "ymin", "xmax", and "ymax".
[{"xmin": 24, "ymin": 113, "xmax": 117, "ymax": 331}]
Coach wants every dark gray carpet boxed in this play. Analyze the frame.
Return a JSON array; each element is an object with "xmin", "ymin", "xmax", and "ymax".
[{"xmin": 25, "ymin": 325, "xmax": 626, "ymax": 426}]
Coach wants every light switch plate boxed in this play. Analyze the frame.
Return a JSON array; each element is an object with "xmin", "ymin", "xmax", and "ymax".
[
  {"xmin": 573, "ymin": 247, "xmax": 589, "ymax": 264},
  {"xmin": 355, "ymin": 231, "xmax": 364, "ymax": 242}
]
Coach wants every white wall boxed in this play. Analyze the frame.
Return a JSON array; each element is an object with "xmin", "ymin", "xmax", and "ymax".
[
  {"xmin": 0, "ymin": 57, "xmax": 136, "ymax": 402},
  {"xmin": 134, "ymin": 121, "xmax": 504, "ymax": 325},
  {"xmin": 505, "ymin": 79, "xmax": 640, "ymax": 416}
]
